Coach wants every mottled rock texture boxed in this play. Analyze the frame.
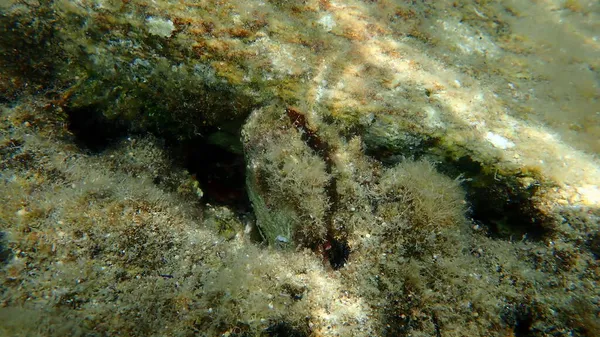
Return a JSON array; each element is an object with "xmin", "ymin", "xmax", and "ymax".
[{"xmin": 1, "ymin": 0, "xmax": 599, "ymax": 336}]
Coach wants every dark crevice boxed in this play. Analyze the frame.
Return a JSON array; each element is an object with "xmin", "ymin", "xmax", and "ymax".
[
  {"xmin": 325, "ymin": 237, "xmax": 350, "ymax": 270},
  {"xmin": 0, "ymin": 232, "xmax": 12, "ymax": 268},
  {"xmin": 365, "ymin": 131, "xmax": 552, "ymax": 241},
  {"xmin": 440, "ymin": 156, "xmax": 551, "ymax": 241},
  {"xmin": 286, "ymin": 107, "xmax": 332, "ymax": 160},
  {"xmin": 0, "ymin": 94, "xmax": 11, "ymax": 105},
  {"xmin": 358, "ymin": 113, "xmax": 554, "ymax": 242},
  {"xmin": 589, "ymin": 231, "xmax": 600, "ymax": 259},
  {"xmin": 168, "ymin": 130, "xmax": 250, "ymax": 212},
  {"xmin": 64, "ymin": 102, "xmax": 250, "ymax": 211},
  {"xmin": 265, "ymin": 320, "xmax": 310, "ymax": 337},
  {"xmin": 514, "ymin": 310, "xmax": 534, "ymax": 337},
  {"xmin": 65, "ymin": 105, "xmax": 129, "ymax": 153},
  {"xmin": 286, "ymin": 107, "xmax": 350, "ymax": 268},
  {"xmin": 364, "ymin": 133, "xmax": 437, "ymax": 165},
  {"xmin": 501, "ymin": 303, "xmax": 535, "ymax": 337},
  {"xmin": 64, "ymin": 103, "xmax": 253, "ymax": 217},
  {"xmin": 432, "ymin": 313, "xmax": 443, "ymax": 337}
]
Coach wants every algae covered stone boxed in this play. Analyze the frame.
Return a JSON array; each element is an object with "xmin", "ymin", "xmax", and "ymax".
[
  {"xmin": 1, "ymin": 0, "xmax": 599, "ymax": 336},
  {"xmin": 243, "ymin": 104, "xmax": 331, "ymax": 247}
]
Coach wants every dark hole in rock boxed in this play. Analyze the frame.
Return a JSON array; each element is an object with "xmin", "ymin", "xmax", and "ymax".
[
  {"xmin": 265, "ymin": 320, "xmax": 310, "ymax": 337},
  {"xmin": 65, "ymin": 101, "xmax": 250, "ymax": 211},
  {"xmin": 171, "ymin": 131, "xmax": 250, "ymax": 212},
  {"xmin": 442, "ymin": 156, "xmax": 550, "ymax": 241},
  {"xmin": 0, "ymin": 94, "xmax": 11, "ymax": 105},
  {"xmin": 0, "ymin": 232, "xmax": 12, "ymax": 267},
  {"xmin": 326, "ymin": 236, "xmax": 350, "ymax": 270},
  {"xmin": 363, "ymin": 130, "xmax": 435, "ymax": 165},
  {"xmin": 514, "ymin": 309, "xmax": 534, "ymax": 337},
  {"xmin": 501, "ymin": 303, "xmax": 535, "ymax": 337},
  {"xmin": 468, "ymin": 178, "xmax": 550, "ymax": 241},
  {"xmin": 65, "ymin": 105, "xmax": 128, "ymax": 153},
  {"xmin": 589, "ymin": 231, "xmax": 600, "ymax": 259},
  {"xmin": 361, "ymin": 126, "xmax": 552, "ymax": 241}
]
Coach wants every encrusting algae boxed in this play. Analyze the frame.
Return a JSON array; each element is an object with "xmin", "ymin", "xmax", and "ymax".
[{"xmin": 1, "ymin": 0, "xmax": 599, "ymax": 336}]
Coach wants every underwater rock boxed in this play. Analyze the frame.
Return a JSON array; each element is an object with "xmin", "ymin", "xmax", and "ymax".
[
  {"xmin": 1, "ymin": 0, "xmax": 599, "ymax": 336},
  {"xmin": 243, "ymin": 105, "xmax": 331, "ymax": 247}
]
